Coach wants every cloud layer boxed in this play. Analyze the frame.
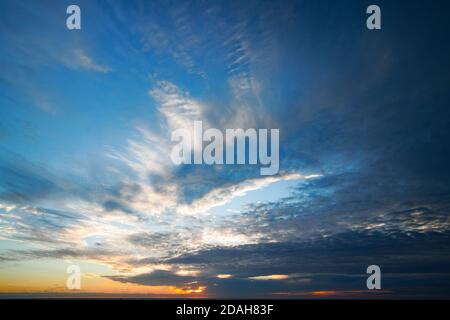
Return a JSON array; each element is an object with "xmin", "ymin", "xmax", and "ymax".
[{"xmin": 1, "ymin": 0, "xmax": 450, "ymax": 297}]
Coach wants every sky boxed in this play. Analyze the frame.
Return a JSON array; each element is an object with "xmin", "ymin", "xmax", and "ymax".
[{"xmin": 1, "ymin": 0, "xmax": 450, "ymax": 298}]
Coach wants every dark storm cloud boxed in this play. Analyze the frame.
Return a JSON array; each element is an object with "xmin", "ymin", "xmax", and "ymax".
[
  {"xmin": 108, "ymin": 269, "xmax": 313, "ymax": 298},
  {"xmin": 110, "ymin": 226, "xmax": 450, "ymax": 297},
  {"xmin": 161, "ymin": 228, "xmax": 450, "ymax": 297},
  {"xmin": 167, "ymin": 231, "xmax": 450, "ymax": 275},
  {"xmin": 110, "ymin": 269, "xmax": 198, "ymax": 288},
  {"xmin": 263, "ymin": 1, "xmax": 450, "ymax": 194}
]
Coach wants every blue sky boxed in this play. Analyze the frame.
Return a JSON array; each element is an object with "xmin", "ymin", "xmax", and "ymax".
[{"xmin": 1, "ymin": 0, "xmax": 450, "ymax": 297}]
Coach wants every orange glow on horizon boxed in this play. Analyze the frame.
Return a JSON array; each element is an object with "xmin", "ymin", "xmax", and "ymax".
[
  {"xmin": 310, "ymin": 290, "xmax": 338, "ymax": 296},
  {"xmin": 0, "ymin": 274, "xmax": 208, "ymax": 297}
]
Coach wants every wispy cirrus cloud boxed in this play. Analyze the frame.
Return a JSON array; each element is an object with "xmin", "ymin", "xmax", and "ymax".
[
  {"xmin": 1, "ymin": 0, "xmax": 450, "ymax": 298},
  {"xmin": 67, "ymin": 49, "xmax": 112, "ymax": 73}
]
